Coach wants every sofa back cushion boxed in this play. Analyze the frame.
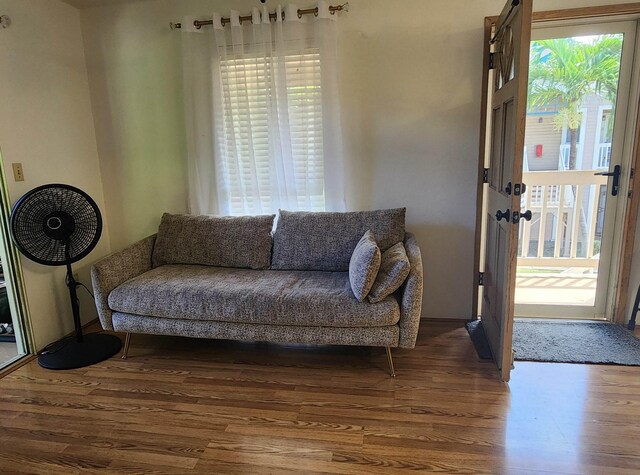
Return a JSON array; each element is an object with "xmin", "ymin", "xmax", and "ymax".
[
  {"xmin": 152, "ymin": 213, "xmax": 275, "ymax": 270},
  {"xmin": 271, "ymin": 208, "xmax": 406, "ymax": 271}
]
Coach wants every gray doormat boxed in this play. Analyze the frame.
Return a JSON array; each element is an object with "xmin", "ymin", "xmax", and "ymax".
[{"xmin": 513, "ymin": 320, "xmax": 640, "ymax": 366}]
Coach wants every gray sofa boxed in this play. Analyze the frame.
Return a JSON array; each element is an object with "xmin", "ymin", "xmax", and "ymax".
[{"xmin": 91, "ymin": 209, "xmax": 423, "ymax": 375}]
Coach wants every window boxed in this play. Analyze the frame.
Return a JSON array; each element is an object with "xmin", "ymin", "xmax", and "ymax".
[
  {"xmin": 181, "ymin": 9, "xmax": 344, "ymax": 216},
  {"xmin": 218, "ymin": 51, "xmax": 325, "ymax": 215}
]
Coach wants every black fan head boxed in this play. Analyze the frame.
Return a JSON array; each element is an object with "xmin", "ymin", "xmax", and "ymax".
[{"xmin": 10, "ymin": 184, "xmax": 102, "ymax": 266}]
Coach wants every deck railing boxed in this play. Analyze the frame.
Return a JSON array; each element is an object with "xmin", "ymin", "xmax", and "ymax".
[{"xmin": 519, "ymin": 170, "xmax": 608, "ymax": 269}]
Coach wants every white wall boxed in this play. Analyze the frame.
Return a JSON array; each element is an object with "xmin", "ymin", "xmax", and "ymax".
[
  {"xmin": 78, "ymin": 0, "xmax": 640, "ymax": 320},
  {"xmin": 0, "ymin": 0, "xmax": 110, "ymax": 349}
]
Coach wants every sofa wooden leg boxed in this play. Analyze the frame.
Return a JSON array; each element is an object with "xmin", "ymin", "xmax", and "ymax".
[
  {"xmin": 385, "ymin": 346, "xmax": 396, "ymax": 377},
  {"xmin": 122, "ymin": 333, "xmax": 131, "ymax": 359}
]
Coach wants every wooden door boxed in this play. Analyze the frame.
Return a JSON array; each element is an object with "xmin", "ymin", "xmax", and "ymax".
[{"xmin": 476, "ymin": 0, "xmax": 532, "ymax": 382}]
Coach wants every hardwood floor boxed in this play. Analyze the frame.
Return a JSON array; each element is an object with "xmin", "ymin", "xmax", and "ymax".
[{"xmin": 1, "ymin": 320, "xmax": 639, "ymax": 474}]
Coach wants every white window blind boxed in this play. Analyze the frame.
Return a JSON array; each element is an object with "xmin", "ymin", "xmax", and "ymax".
[{"xmin": 218, "ymin": 50, "xmax": 325, "ymax": 215}]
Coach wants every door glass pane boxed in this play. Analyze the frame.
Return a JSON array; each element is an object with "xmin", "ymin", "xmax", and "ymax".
[{"xmin": 516, "ymin": 33, "xmax": 623, "ymax": 310}]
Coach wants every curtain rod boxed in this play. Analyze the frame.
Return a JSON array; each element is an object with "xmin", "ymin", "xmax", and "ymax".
[{"xmin": 169, "ymin": 3, "xmax": 348, "ymax": 30}]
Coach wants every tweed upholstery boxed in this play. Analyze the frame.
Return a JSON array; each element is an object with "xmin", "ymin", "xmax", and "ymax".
[
  {"xmin": 112, "ymin": 313, "xmax": 400, "ymax": 347},
  {"xmin": 152, "ymin": 213, "xmax": 275, "ymax": 270},
  {"xmin": 271, "ymin": 208, "xmax": 406, "ymax": 271},
  {"xmin": 92, "ymin": 226, "xmax": 423, "ymax": 351},
  {"xmin": 398, "ymin": 233, "xmax": 423, "ymax": 348},
  {"xmin": 348, "ymin": 231, "xmax": 381, "ymax": 301},
  {"xmin": 91, "ymin": 235, "xmax": 156, "ymax": 331},
  {"xmin": 368, "ymin": 243, "xmax": 411, "ymax": 304},
  {"xmin": 108, "ymin": 265, "xmax": 400, "ymax": 327}
]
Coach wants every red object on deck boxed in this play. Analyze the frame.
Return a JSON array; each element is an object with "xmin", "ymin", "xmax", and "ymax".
[{"xmin": 535, "ymin": 144, "xmax": 543, "ymax": 157}]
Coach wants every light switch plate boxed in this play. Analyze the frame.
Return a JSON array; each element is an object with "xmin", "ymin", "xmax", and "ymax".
[{"xmin": 12, "ymin": 163, "xmax": 24, "ymax": 182}]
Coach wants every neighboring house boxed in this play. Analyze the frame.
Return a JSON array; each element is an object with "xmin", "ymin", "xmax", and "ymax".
[
  {"xmin": 520, "ymin": 93, "xmax": 612, "ymax": 261},
  {"xmin": 525, "ymin": 92, "xmax": 613, "ymax": 172}
]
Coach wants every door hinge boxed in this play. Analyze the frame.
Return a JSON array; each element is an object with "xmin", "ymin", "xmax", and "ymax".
[
  {"xmin": 483, "ymin": 168, "xmax": 489, "ymax": 183},
  {"xmin": 488, "ymin": 52, "xmax": 495, "ymax": 70},
  {"xmin": 478, "ymin": 272, "xmax": 485, "ymax": 286}
]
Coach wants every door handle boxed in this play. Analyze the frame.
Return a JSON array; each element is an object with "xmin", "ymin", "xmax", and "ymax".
[
  {"xmin": 496, "ymin": 209, "xmax": 510, "ymax": 222},
  {"xmin": 512, "ymin": 210, "xmax": 533, "ymax": 224},
  {"xmin": 594, "ymin": 165, "xmax": 621, "ymax": 197}
]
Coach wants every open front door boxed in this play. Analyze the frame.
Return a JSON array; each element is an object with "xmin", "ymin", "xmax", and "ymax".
[{"xmin": 476, "ymin": 0, "xmax": 532, "ymax": 382}]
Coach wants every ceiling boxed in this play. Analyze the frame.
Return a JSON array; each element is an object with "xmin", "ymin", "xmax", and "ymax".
[{"xmin": 59, "ymin": 0, "xmax": 142, "ymax": 9}]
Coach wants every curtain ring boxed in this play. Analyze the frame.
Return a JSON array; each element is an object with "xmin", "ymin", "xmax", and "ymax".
[
  {"xmin": 297, "ymin": 11, "xmax": 302, "ymax": 19},
  {"xmin": 193, "ymin": 20, "xmax": 201, "ymax": 29},
  {"xmin": 314, "ymin": 11, "xmax": 319, "ymax": 17}
]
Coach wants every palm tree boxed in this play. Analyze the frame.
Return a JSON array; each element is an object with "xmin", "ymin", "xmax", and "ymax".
[{"xmin": 528, "ymin": 35, "xmax": 622, "ymax": 170}]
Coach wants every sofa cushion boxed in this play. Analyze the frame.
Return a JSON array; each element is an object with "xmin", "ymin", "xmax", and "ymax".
[
  {"xmin": 108, "ymin": 265, "xmax": 400, "ymax": 328},
  {"xmin": 349, "ymin": 231, "xmax": 381, "ymax": 301},
  {"xmin": 271, "ymin": 208, "xmax": 406, "ymax": 271},
  {"xmin": 152, "ymin": 213, "xmax": 275, "ymax": 270},
  {"xmin": 368, "ymin": 243, "xmax": 411, "ymax": 303}
]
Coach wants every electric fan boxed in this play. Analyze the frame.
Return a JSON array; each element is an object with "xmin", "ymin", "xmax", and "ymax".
[{"xmin": 10, "ymin": 184, "xmax": 122, "ymax": 369}]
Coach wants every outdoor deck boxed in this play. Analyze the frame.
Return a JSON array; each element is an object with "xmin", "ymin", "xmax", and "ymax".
[{"xmin": 515, "ymin": 271, "xmax": 597, "ymax": 307}]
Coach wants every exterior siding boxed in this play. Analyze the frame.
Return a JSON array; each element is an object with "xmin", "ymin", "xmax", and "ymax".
[
  {"xmin": 525, "ymin": 93, "xmax": 612, "ymax": 172},
  {"xmin": 525, "ymin": 114, "xmax": 563, "ymax": 171}
]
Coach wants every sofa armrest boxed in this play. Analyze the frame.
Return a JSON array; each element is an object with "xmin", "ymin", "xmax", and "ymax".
[
  {"xmin": 397, "ymin": 232, "xmax": 423, "ymax": 348},
  {"xmin": 91, "ymin": 235, "xmax": 156, "ymax": 331}
]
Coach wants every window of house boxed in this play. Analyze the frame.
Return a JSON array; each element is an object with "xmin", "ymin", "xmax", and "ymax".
[{"xmin": 218, "ymin": 51, "xmax": 325, "ymax": 215}]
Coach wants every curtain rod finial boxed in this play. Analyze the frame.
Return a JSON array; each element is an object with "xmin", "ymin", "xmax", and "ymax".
[{"xmin": 169, "ymin": 21, "xmax": 181, "ymax": 30}]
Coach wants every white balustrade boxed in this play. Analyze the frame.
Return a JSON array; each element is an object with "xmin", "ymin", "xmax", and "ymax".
[{"xmin": 518, "ymin": 170, "xmax": 608, "ymax": 269}]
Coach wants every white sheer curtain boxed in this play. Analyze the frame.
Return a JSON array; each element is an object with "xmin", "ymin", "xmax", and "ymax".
[{"xmin": 181, "ymin": 2, "xmax": 345, "ymax": 216}]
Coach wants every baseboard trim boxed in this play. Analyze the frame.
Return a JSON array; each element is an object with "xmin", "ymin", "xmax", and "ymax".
[{"xmin": 420, "ymin": 316, "xmax": 468, "ymax": 322}]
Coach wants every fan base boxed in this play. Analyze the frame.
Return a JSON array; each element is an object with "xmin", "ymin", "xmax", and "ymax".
[{"xmin": 38, "ymin": 333, "xmax": 123, "ymax": 370}]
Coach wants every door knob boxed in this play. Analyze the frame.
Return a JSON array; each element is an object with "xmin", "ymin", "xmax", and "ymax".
[
  {"xmin": 512, "ymin": 210, "xmax": 532, "ymax": 224},
  {"xmin": 496, "ymin": 209, "xmax": 511, "ymax": 222},
  {"xmin": 594, "ymin": 165, "xmax": 621, "ymax": 196}
]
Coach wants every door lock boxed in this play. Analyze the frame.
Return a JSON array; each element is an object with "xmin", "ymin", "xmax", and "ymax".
[
  {"xmin": 594, "ymin": 165, "xmax": 621, "ymax": 197},
  {"xmin": 505, "ymin": 182, "xmax": 527, "ymax": 196},
  {"xmin": 496, "ymin": 209, "xmax": 511, "ymax": 222},
  {"xmin": 514, "ymin": 183, "xmax": 526, "ymax": 196}
]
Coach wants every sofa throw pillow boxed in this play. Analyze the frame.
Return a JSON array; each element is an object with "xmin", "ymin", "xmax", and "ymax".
[
  {"xmin": 349, "ymin": 231, "xmax": 381, "ymax": 302},
  {"xmin": 367, "ymin": 242, "xmax": 411, "ymax": 303},
  {"xmin": 152, "ymin": 213, "xmax": 275, "ymax": 270},
  {"xmin": 272, "ymin": 208, "xmax": 405, "ymax": 271}
]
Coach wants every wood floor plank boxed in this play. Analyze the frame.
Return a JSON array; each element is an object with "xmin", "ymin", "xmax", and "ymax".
[{"xmin": 1, "ymin": 320, "xmax": 639, "ymax": 473}]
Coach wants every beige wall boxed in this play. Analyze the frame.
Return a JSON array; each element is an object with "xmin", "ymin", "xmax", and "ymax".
[
  {"xmin": 0, "ymin": 0, "xmax": 111, "ymax": 349},
  {"xmin": 78, "ymin": 0, "xmax": 640, "ymax": 320}
]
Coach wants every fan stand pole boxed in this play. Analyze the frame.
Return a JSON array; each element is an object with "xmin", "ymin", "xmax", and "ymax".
[
  {"xmin": 66, "ymin": 262, "xmax": 83, "ymax": 343},
  {"xmin": 38, "ymin": 246, "xmax": 122, "ymax": 370}
]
